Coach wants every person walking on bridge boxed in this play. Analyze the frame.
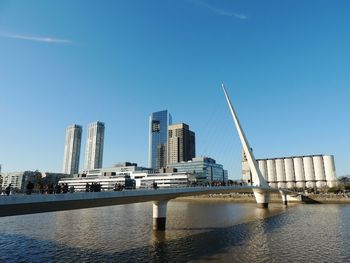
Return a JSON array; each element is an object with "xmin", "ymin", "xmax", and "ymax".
[
  {"xmin": 26, "ymin": 181, "xmax": 34, "ymax": 195},
  {"xmin": 5, "ymin": 184, "xmax": 11, "ymax": 196}
]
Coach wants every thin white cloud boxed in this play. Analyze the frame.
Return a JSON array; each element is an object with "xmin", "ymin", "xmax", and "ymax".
[
  {"xmin": 192, "ymin": 0, "xmax": 247, "ymax": 20},
  {"xmin": 0, "ymin": 33, "xmax": 73, "ymax": 44}
]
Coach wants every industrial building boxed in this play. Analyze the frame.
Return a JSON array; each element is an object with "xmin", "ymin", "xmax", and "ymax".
[{"xmin": 242, "ymin": 151, "xmax": 338, "ymax": 189}]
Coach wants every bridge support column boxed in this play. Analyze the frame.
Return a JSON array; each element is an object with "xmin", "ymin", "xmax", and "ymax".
[
  {"xmin": 153, "ymin": 200, "xmax": 168, "ymax": 231},
  {"xmin": 253, "ymin": 189, "xmax": 270, "ymax": 208},
  {"xmin": 279, "ymin": 190, "xmax": 288, "ymax": 206}
]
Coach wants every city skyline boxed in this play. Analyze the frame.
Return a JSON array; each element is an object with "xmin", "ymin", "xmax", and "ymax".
[{"xmin": 1, "ymin": 1, "xmax": 350, "ymax": 178}]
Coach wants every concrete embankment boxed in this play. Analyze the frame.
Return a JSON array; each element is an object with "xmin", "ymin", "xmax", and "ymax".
[
  {"xmin": 177, "ymin": 193, "xmax": 285, "ymax": 203},
  {"xmin": 306, "ymin": 194, "xmax": 350, "ymax": 204},
  {"xmin": 177, "ymin": 193, "xmax": 350, "ymax": 204}
]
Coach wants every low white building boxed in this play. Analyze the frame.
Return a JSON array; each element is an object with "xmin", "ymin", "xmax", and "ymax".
[
  {"xmin": 80, "ymin": 162, "xmax": 153, "ymax": 177},
  {"xmin": 59, "ymin": 174, "xmax": 134, "ymax": 191},
  {"xmin": 59, "ymin": 171, "xmax": 197, "ymax": 191},
  {"xmin": 138, "ymin": 172, "xmax": 196, "ymax": 189}
]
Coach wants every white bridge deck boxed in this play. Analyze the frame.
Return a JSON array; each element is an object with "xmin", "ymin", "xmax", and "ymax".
[{"xmin": 0, "ymin": 186, "xmax": 278, "ymax": 217}]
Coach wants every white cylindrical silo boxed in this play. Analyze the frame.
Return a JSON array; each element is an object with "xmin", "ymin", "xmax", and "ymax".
[
  {"xmin": 293, "ymin": 157, "xmax": 305, "ymax": 189},
  {"xmin": 284, "ymin": 158, "xmax": 295, "ymax": 189},
  {"xmin": 258, "ymin": 160, "xmax": 268, "ymax": 181},
  {"xmin": 313, "ymin": 155, "xmax": 327, "ymax": 188},
  {"xmin": 275, "ymin": 158, "xmax": 286, "ymax": 189},
  {"xmin": 267, "ymin": 159, "xmax": 277, "ymax": 188},
  {"xmin": 323, "ymin": 155, "xmax": 338, "ymax": 187},
  {"xmin": 303, "ymin": 156, "xmax": 315, "ymax": 188}
]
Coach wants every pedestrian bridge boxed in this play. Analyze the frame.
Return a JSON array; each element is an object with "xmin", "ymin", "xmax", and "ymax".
[{"xmin": 0, "ymin": 186, "xmax": 298, "ymax": 230}]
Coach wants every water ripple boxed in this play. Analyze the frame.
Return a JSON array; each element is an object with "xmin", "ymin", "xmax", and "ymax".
[{"xmin": 0, "ymin": 202, "xmax": 349, "ymax": 262}]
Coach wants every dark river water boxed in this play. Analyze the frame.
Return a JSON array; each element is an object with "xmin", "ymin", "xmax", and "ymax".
[{"xmin": 0, "ymin": 200, "xmax": 349, "ymax": 262}]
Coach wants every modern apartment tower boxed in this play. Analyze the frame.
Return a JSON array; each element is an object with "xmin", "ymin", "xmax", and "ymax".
[
  {"xmin": 63, "ymin": 124, "xmax": 82, "ymax": 175},
  {"xmin": 168, "ymin": 123, "xmax": 195, "ymax": 165},
  {"xmin": 148, "ymin": 110, "xmax": 172, "ymax": 170},
  {"xmin": 84, "ymin": 121, "xmax": 105, "ymax": 170}
]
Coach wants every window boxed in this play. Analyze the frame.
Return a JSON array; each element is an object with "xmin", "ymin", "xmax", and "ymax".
[{"xmin": 152, "ymin": 121, "xmax": 160, "ymax": 132}]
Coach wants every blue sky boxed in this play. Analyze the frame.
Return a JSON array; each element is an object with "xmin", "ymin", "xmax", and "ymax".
[{"xmin": 0, "ymin": 0, "xmax": 349, "ymax": 179}]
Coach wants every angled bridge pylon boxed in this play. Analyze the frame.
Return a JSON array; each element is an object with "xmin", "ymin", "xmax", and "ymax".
[{"xmin": 222, "ymin": 84, "xmax": 270, "ymax": 207}]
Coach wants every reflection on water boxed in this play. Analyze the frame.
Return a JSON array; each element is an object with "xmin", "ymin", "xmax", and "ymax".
[{"xmin": 0, "ymin": 200, "xmax": 349, "ymax": 262}]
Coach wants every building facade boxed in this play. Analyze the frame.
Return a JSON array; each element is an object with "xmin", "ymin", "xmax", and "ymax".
[
  {"xmin": 59, "ymin": 161, "xmax": 195, "ymax": 191},
  {"xmin": 84, "ymin": 121, "xmax": 105, "ymax": 170},
  {"xmin": 148, "ymin": 110, "xmax": 172, "ymax": 170},
  {"xmin": 63, "ymin": 124, "xmax": 82, "ymax": 174},
  {"xmin": 242, "ymin": 152, "xmax": 338, "ymax": 189},
  {"xmin": 167, "ymin": 156, "xmax": 228, "ymax": 184},
  {"xmin": 80, "ymin": 162, "xmax": 153, "ymax": 177},
  {"xmin": 1, "ymin": 171, "xmax": 68, "ymax": 192},
  {"xmin": 59, "ymin": 171, "xmax": 197, "ymax": 191},
  {"xmin": 168, "ymin": 123, "xmax": 195, "ymax": 165},
  {"xmin": 1, "ymin": 171, "xmax": 38, "ymax": 192}
]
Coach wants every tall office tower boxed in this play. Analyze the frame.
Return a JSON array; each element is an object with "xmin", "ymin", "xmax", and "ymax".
[
  {"xmin": 63, "ymin": 124, "xmax": 82, "ymax": 174},
  {"xmin": 168, "ymin": 123, "xmax": 195, "ymax": 165},
  {"xmin": 84, "ymin": 121, "xmax": 105, "ymax": 170},
  {"xmin": 148, "ymin": 110, "xmax": 172, "ymax": 170}
]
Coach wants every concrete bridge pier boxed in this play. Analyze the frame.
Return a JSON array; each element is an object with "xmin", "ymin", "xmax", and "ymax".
[
  {"xmin": 279, "ymin": 190, "xmax": 288, "ymax": 206},
  {"xmin": 153, "ymin": 200, "xmax": 169, "ymax": 231},
  {"xmin": 253, "ymin": 189, "xmax": 270, "ymax": 208}
]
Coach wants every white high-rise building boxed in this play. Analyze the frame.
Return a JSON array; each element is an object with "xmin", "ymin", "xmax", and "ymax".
[
  {"xmin": 84, "ymin": 121, "xmax": 105, "ymax": 170},
  {"xmin": 63, "ymin": 124, "xmax": 82, "ymax": 174}
]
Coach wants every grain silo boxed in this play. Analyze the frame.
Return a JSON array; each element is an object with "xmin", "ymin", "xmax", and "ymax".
[
  {"xmin": 323, "ymin": 155, "xmax": 337, "ymax": 187},
  {"xmin": 258, "ymin": 160, "xmax": 268, "ymax": 181},
  {"xmin": 303, "ymin": 156, "xmax": 315, "ymax": 188},
  {"xmin": 284, "ymin": 158, "xmax": 295, "ymax": 189},
  {"xmin": 266, "ymin": 159, "xmax": 277, "ymax": 188},
  {"xmin": 313, "ymin": 155, "xmax": 327, "ymax": 188},
  {"xmin": 275, "ymin": 158, "xmax": 286, "ymax": 188},
  {"xmin": 293, "ymin": 157, "xmax": 305, "ymax": 189}
]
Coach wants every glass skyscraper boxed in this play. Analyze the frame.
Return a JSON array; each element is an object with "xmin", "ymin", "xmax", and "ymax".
[{"xmin": 148, "ymin": 110, "xmax": 172, "ymax": 170}]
